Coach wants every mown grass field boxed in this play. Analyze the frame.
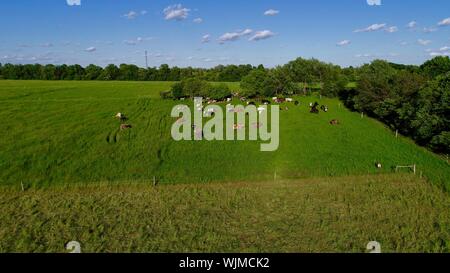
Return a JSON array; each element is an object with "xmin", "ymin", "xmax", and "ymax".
[
  {"xmin": 0, "ymin": 80, "xmax": 449, "ymax": 253},
  {"xmin": 1, "ymin": 174, "xmax": 449, "ymax": 253}
]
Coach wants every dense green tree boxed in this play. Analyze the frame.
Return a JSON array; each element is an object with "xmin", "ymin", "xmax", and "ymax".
[
  {"xmin": 420, "ymin": 56, "xmax": 450, "ymax": 79},
  {"xmin": 208, "ymin": 83, "xmax": 231, "ymax": 100},
  {"xmin": 118, "ymin": 64, "xmax": 139, "ymax": 81},
  {"xmin": 171, "ymin": 82, "xmax": 185, "ymax": 99},
  {"xmin": 182, "ymin": 77, "xmax": 210, "ymax": 98},
  {"xmin": 240, "ymin": 69, "xmax": 268, "ymax": 98},
  {"xmin": 84, "ymin": 64, "xmax": 103, "ymax": 80},
  {"xmin": 98, "ymin": 64, "xmax": 119, "ymax": 80}
]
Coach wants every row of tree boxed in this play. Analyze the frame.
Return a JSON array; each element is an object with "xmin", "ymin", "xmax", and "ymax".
[
  {"xmin": 0, "ymin": 63, "xmax": 255, "ymax": 82},
  {"xmin": 165, "ymin": 78, "xmax": 232, "ymax": 101},
  {"xmin": 340, "ymin": 57, "xmax": 449, "ymax": 154},
  {"xmin": 239, "ymin": 58, "xmax": 346, "ymax": 98}
]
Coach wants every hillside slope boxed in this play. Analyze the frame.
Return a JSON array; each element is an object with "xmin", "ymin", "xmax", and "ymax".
[{"xmin": 0, "ymin": 81, "xmax": 448, "ymax": 189}]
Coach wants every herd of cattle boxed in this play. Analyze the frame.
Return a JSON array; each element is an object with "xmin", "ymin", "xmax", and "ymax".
[{"xmin": 115, "ymin": 96, "xmax": 340, "ymax": 132}]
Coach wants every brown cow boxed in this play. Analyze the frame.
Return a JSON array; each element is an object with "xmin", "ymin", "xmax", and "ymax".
[
  {"xmin": 329, "ymin": 119, "xmax": 340, "ymax": 125},
  {"xmin": 120, "ymin": 124, "xmax": 132, "ymax": 130}
]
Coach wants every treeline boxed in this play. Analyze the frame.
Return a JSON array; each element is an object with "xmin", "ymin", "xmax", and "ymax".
[
  {"xmin": 340, "ymin": 57, "xmax": 450, "ymax": 155},
  {"xmin": 0, "ymin": 63, "xmax": 255, "ymax": 82}
]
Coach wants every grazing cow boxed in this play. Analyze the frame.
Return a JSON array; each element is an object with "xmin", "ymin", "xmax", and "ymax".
[
  {"xmin": 251, "ymin": 122, "xmax": 263, "ymax": 129},
  {"xmin": 115, "ymin": 113, "xmax": 128, "ymax": 122},
  {"xmin": 257, "ymin": 106, "xmax": 266, "ymax": 114},
  {"xmin": 227, "ymin": 98, "xmax": 232, "ymax": 102},
  {"xmin": 329, "ymin": 119, "xmax": 340, "ymax": 125},
  {"xmin": 120, "ymin": 124, "xmax": 132, "ymax": 130},
  {"xmin": 233, "ymin": 123, "xmax": 245, "ymax": 130},
  {"xmin": 285, "ymin": 98, "xmax": 293, "ymax": 102},
  {"xmin": 310, "ymin": 102, "xmax": 320, "ymax": 114},
  {"xmin": 276, "ymin": 98, "xmax": 286, "ymax": 103},
  {"xmin": 321, "ymin": 105, "xmax": 329, "ymax": 112},
  {"xmin": 204, "ymin": 108, "xmax": 216, "ymax": 117},
  {"xmin": 375, "ymin": 162, "xmax": 382, "ymax": 169}
]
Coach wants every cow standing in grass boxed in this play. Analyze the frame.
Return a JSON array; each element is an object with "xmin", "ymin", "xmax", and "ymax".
[
  {"xmin": 310, "ymin": 102, "xmax": 320, "ymax": 114},
  {"xmin": 115, "ymin": 113, "xmax": 128, "ymax": 122}
]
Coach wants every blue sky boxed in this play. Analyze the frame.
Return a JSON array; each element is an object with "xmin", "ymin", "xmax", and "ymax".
[{"xmin": 0, "ymin": 0, "xmax": 449, "ymax": 68}]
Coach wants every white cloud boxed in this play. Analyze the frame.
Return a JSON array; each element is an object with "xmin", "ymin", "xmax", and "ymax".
[
  {"xmin": 66, "ymin": 0, "xmax": 81, "ymax": 6},
  {"xmin": 193, "ymin": 18, "xmax": 203, "ymax": 24},
  {"xmin": 407, "ymin": 21, "xmax": 417, "ymax": 28},
  {"xmin": 354, "ymin": 23, "xmax": 386, "ymax": 33},
  {"xmin": 438, "ymin": 17, "xmax": 450, "ymax": 26},
  {"xmin": 201, "ymin": 34, "xmax": 211, "ymax": 43},
  {"xmin": 418, "ymin": 39, "xmax": 432, "ymax": 46},
  {"xmin": 337, "ymin": 40, "xmax": 351, "ymax": 46},
  {"xmin": 264, "ymin": 9, "xmax": 279, "ymax": 16},
  {"xmin": 218, "ymin": 29, "xmax": 253, "ymax": 44},
  {"xmin": 124, "ymin": 37, "xmax": 153, "ymax": 46},
  {"xmin": 123, "ymin": 11, "xmax": 138, "ymax": 20},
  {"xmin": 40, "ymin": 43, "xmax": 53, "ymax": 48},
  {"xmin": 385, "ymin": 26, "xmax": 398, "ymax": 33},
  {"xmin": 124, "ymin": 40, "xmax": 137, "ymax": 46},
  {"xmin": 430, "ymin": 51, "xmax": 449, "ymax": 57},
  {"xmin": 440, "ymin": 46, "xmax": 450, "ymax": 51},
  {"xmin": 122, "ymin": 10, "xmax": 147, "ymax": 19},
  {"xmin": 164, "ymin": 4, "xmax": 190, "ymax": 21},
  {"xmin": 85, "ymin": 47, "xmax": 96, "ymax": 52},
  {"xmin": 240, "ymin": 29, "xmax": 253, "ymax": 36},
  {"xmin": 423, "ymin": 27, "xmax": 437, "ymax": 33},
  {"xmin": 366, "ymin": 0, "xmax": 381, "ymax": 6},
  {"xmin": 355, "ymin": 53, "xmax": 374, "ymax": 58},
  {"xmin": 219, "ymin": 33, "xmax": 241, "ymax": 43},
  {"xmin": 249, "ymin": 30, "xmax": 275, "ymax": 41}
]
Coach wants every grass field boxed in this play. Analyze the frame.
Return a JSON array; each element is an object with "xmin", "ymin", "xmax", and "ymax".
[
  {"xmin": 0, "ymin": 80, "xmax": 449, "ymax": 253},
  {"xmin": 0, "ymin": 80, "xmax": 448, "ymax": 189},
  {"xmin": 1, "ymin": 174, "xmax": 449, "ymax": 253}
]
